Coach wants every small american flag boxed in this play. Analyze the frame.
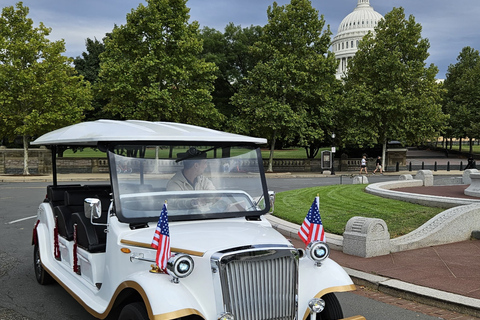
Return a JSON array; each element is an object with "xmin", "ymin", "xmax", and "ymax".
[
  {"xmin": 151, "ymin": 202, "xmax": 171, "ymax": 271},
  {"xmin": 298, "ymin": 196, "xmax": 325, "ymax": 246}
]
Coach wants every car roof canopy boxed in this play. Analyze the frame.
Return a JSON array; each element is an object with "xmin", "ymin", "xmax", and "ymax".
[{"xmin": 31, "ymin": 120, "xmax": 267, "ymax": 147}]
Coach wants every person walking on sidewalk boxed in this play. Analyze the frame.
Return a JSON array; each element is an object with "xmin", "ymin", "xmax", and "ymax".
[
  {"xmin": 373, "ymin": 156, "xmax": 383, "ymax": 175},
  {"xmin": 359, "ymin": 155, "xmax": 368, "ymax": 174}
]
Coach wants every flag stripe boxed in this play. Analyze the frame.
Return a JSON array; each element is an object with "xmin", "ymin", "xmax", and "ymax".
[
  {"xmin": 298, "ymin": 196, "xmax": 326, "ymax": 246},
  {"xmin": 151, "ymin": 203, "xmax": 171, "ymax": 270}
]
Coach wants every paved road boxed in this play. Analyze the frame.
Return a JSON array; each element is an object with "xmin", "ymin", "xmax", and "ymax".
[
  {"xmin": 266, "ymin": 174, "xmax": 400, "ymax": 192},
  {"xmin": 0, "ymin": 180, "xmax": 446, "ymax": 320}
]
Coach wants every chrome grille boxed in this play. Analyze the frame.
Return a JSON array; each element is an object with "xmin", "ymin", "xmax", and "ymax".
[{"xmin": 212, "ymin": 247, "xmax": 298, "ymax": 320}]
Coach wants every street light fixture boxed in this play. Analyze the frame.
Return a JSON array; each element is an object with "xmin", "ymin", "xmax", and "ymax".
[{"xmin": 331, "ymin": 133, "xmax": 336, "ymax": 175}]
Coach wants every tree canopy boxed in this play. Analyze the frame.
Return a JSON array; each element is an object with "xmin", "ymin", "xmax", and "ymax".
[
  {"xmin": 231, "ymin": 0, "xmax": 340, "ymax": 169},
  {"xmin": 73, "ymin": 37, "xmax": 108, "ymax": 120},
  {"xmin": 0, "ymin": 2, "xmax": 92, "ymax": 174},
  {"xmin": 341, "ymin": 7, "xmax": 446, "ymax": 164},
  {"xmin": 443, "ymin": 46, "xmax": 480, "ymax": 153},
  {"xmin": 95, "ymin": 0, "xmax": 223, "ymax": 127},
  {"xmin": 199, "ymin": 23, "xmax": 263, "ymax": 123}
]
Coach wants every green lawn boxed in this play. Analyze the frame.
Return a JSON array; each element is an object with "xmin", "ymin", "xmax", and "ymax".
[
  {"xmin": 260, "ymin": 148, "xmax": 329, "ymax": 159},
  {"xmin": 445, "ymin": 144, "xmax": 480, "ymax": 154},
  {"xmin": 273, "ymin": 184, "xmax": 443, "ymax": 238},
  {"xmin": 62, "ymin": 148, "xmax": 106, "ymax": 158},
  {"xmin": 62, "ymin": 147, "xmax": 328, "ymax": 159}
]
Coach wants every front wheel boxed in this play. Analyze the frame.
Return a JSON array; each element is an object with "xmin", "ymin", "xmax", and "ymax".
[
  {"xmin": 320, "ymin": 293, "xmax": 343, "ymax": 320},
  {"xmin": 33, "ymin": 243, "xmax": 54, "ymax": 285},
  {"xmin": 118, "ymin": 302, "xmax": 149, "ymax": 320}
]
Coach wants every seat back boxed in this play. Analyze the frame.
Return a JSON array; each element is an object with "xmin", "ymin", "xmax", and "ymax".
[
  {"xmin": 54, "ymin": 206, "xmax": 74, "ymax": 240},
  {"xmin": 65, "ymin": 189, "xmax": 111, "ymax": 251},
  {"xmin": 64, "ymin": 189, "xmax": 111, "ymax": 224},
  {"xmin": 46, "ymin": 184, "xmax": 83, "ymax": 207},
  {"xmin": 71, "ymin": 212, "xmax": 106, "ymax": 253}
]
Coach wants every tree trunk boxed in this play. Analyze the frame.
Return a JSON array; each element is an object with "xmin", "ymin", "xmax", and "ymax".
[
  {"xmin": 470, "ymin": 137, "xmax": 473, "ymax": 154},
  {"xmin": 459, "ymin": 138, "xmax": 462, "ymax": 152},
  {"xmin": 381, "ymin": 139, "xmax": 387, "ymax": 170},
  {"xmin": 305, "ymin": 146, "xmax": 319, "ymax": 159},
  {"xmin": 267, "ymin": 130, "xmax": 277, "ymax": 173},
  {"xmin": 23, "ymin": 135, "xmax": 30, "ymax": 176}
]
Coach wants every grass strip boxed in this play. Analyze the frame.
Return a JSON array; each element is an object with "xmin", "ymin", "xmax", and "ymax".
[
  {"xmin": 273, "ymin": 184, "xmax": 443, "ymax": 238},
  {"xmin": 61, "ymin": 147, "xmax": 329, "ymax": 159}
]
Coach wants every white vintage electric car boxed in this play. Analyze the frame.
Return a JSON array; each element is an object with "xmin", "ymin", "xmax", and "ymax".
[{"xmin": 32, "ymin": 120, "xmax": 364, "ymax": 320}]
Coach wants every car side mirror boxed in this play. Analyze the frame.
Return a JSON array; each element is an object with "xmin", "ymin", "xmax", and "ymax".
[{"xmin": 84, "ymin": 198, "xmax": 102, "ymax": 219}]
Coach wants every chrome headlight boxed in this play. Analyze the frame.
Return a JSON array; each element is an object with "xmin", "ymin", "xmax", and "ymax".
[
  {"xmin": 167, "ymin": 254, "xmax": 194, "ymax": 279},
  {"xmin": 218, "ymin": 312, "xmax": 234, "ymax": 320},
  {"xmin": 308, "ymin": 298, "xmax": 325, "ymax": 313},
  {"xmin": 306, "ymin": 241, "xmax": 329, "ymax": 266}
]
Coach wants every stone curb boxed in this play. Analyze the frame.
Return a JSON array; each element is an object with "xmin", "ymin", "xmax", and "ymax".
[{"xmin": 365, "ymin": 179, "xmax": 480, "ymax": 208}]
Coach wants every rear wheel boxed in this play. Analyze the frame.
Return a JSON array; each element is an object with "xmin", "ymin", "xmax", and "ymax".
[
  {"xmin": 118, "ymin": 302, "xmax": 149, "ymax": 320},
  {"xmin": 33, "ymin": 243, "xmax": 54, "ymax": 285},
  {"xmin": 320, "ymin": 293, "xmax": 343, "ymax": 320}
]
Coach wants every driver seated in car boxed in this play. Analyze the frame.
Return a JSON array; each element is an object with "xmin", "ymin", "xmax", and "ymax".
[
  {"xmin": 167, "ymin": 149, "xmax": 215, "ymax": 191},
  {"xmin": 167, "ymin": 148, "xmax": 215, "ymax": 209}
]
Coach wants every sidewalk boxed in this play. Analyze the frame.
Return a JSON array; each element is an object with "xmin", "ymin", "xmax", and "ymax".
[{"xmin": 268, "ymin": 215, "xmax": 480, "ymax": 319}]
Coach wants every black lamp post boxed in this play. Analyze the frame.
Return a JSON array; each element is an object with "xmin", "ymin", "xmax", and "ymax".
[{"xmin": 331, "ymin": 132, "xmax": 336, "ymax": 175}]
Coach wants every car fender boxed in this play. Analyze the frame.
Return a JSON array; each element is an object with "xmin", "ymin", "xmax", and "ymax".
[
  {"xmin": 33, "ymin": 203, "xmax": 55, "ymax": 257},
  {"xmin": 297, "ymin": 257, "xmax": 356, "ymax": 318},
  {"xmin": 120, "ymin": 271, "xmax": 207, "ymax": 320}
]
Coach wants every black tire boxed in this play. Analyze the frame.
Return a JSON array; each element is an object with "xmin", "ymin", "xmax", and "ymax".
[
  {"xmin": 320, "ymin": 293, "xmax": 344, "ymax": 320},
  {"xmin": 118, "ymin": 302, "xmax": 149, "ymax": 320},
  {"xmin": 33, "ymin": 243, "xmax": 54, "ymax": 285}
]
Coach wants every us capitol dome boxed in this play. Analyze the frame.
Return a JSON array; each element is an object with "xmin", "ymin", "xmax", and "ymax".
[{"xmin": 331, "ymin": 0, "xmax": 384, "ymax": 79}]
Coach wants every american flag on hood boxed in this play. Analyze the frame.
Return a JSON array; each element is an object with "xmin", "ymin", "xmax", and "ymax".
[
  {"xmin": 298, "ymin": 196, "xmax": 325, "ymax": 246},
  {"xmin": 151, "ymin": 202, "xmax": 171, "ymax": 271}
]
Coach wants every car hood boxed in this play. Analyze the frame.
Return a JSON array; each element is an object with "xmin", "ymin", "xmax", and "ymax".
[{"xmin": 121, "ymin": 216, "xmax": 292, "ymax": 255}]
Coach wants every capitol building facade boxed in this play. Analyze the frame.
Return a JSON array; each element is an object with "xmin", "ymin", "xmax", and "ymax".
[{"xmin": 331, "ymin": 0, "xmax": 384, "ymax": 79}]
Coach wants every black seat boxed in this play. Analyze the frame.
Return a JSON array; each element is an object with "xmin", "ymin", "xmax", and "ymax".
[
  {"xmin": 46, "ymin": 185, "xmax": 83, "ymax": 207},
  {"xmin": 71, "ymin": 212, "xmax": 106, "ymax": 253},
  {"xmin": 54, "ymin": 206, "xmax": 74, "ymax": 240},
  {"xmin": 64, "ymin": 189, "xmax": 111, "ymax": 223},
  {"xmin": 63, "ymin": 189, "xmax": 111, "ymax": 251}
]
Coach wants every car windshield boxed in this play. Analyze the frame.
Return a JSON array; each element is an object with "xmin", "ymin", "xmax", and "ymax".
[{"xmin": 109, "ymin": 144, "xmax": 269, "ymax": 222}]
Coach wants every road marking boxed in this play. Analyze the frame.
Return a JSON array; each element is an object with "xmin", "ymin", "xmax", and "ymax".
[{"xmin": 8, "ymin": 215, "xmax": 37, "ymax": 224}]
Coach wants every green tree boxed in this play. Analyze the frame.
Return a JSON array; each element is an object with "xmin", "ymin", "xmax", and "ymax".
[
  {"xmin": 73, "ymin": 37, "xmax": 109, "ymax": 120},
  {"xmin": 96, "ymin": 0, "xmax": 223, "ymax": 127},
  {"xmin": 341, "ymin": 7, "xmax": 446, "ymax": 167},
  {"xmin": 199, "ymin": 24, "xmax": 263, "ymax": 122},
  {"xmin": 0, "ymin": 2, "xmax": 92, "ymax": 175},
  {"xmin": 231, "ymin": 0, "xmax": 339, "ymax": 171},
  {"xmin": 73, "ymin": 38, "xmax": 105, "ymax": 83},
  {"xmin": 443, "ymin": 46, "xmax": 480, "ymax": 154}
]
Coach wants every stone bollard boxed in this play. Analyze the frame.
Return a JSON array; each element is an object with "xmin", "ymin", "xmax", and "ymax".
[
  {"xmin": 399, "ymin": 174, "xmax": 413, "ymax": 180},
  {"xmin": 343, "ymin": 216, "xmax": 390, "ymax": 257},
  {"xmin": 463, "ymin": 169, "xmax": 479, "ymax": 185},
  {"xmin": 415, "ymin": 170, "xmax": 433, "ymax": 186},
  {"xmin": 353, "ymin": 175, "xmax": 368, "ymax": 184},
  {"xmin": 464, "ymin": 173, "xmax": 480, "ymax": 197}
]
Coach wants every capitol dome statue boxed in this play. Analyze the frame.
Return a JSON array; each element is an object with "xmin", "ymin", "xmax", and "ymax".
[{"xmin": 331, "ymin": 0, "xmax": 384, "ymax": 79}]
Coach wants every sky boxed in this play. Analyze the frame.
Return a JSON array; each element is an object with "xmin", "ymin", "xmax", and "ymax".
[{"xmin": 2, "ymin": 0, "xmax": 480, "ymax": 79}]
